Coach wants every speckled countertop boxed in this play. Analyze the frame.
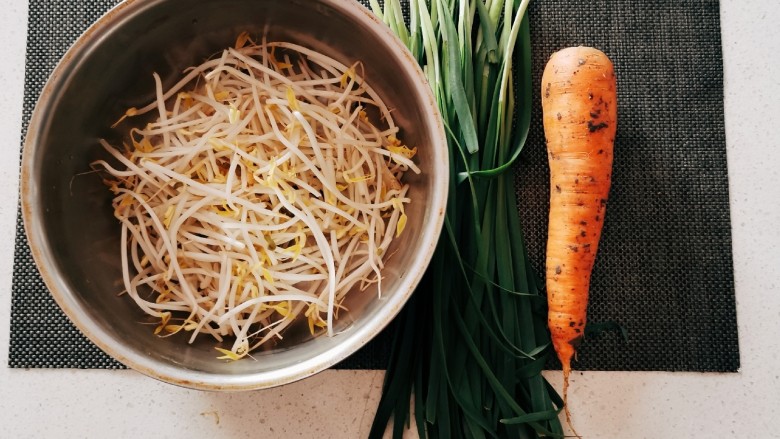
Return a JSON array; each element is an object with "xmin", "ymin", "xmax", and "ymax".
[{"xmin": 1, "ymin": 0, "xmax": 779, "ymax": 437}]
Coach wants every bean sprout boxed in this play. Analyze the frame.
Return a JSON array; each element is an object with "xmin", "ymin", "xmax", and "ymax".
[{"xmin": 95, "ymin": 35, "xmax": 419, "ymax": 360}]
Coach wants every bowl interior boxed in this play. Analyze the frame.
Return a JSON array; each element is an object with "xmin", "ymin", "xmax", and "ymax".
[{"xmin": 23, "ymin": 0, "xmax": 444, "ymax": 388}]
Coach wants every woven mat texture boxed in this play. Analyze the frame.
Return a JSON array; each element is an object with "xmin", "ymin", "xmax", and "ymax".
[{"xmin": 9, "ymin": 0, "xmax": 739, "ymax": 372}]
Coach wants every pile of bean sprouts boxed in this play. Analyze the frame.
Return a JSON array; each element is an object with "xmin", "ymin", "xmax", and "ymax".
[{"xmin": 94, "ymin": 35, "xmax": 419, "ymax": 360}]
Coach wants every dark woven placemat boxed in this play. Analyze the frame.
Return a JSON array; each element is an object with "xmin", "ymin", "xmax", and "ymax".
[
  {"xmin": 9, "ymin": 0, "xmax": 739, "ymax": 372},
  {"xmin": 520, "ymin": 0, "xmax": 738, "ymax": 372}
]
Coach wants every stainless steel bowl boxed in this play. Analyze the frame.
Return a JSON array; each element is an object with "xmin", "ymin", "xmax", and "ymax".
[{"xmin": 21, "ymin": 0, "xmax": 447, "ymax": 390}]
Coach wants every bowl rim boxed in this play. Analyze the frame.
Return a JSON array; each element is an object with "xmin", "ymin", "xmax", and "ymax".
[{"xmin": 20, "ymin": 0, "xmax": 448, "ymax": 390}]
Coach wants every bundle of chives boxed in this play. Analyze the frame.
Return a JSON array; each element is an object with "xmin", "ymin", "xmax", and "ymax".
[{"xmin": 369, "ymin": 1, "xmax": 565, "ymax": 437}]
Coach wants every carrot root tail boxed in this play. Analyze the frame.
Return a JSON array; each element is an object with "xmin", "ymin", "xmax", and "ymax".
[{"xmin": 562, "ymin": 364, "xmax": 581, "ymax": 438}]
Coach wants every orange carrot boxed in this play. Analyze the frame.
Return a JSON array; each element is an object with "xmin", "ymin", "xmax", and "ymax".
[{"xmin": 541, "ymin": 46, "xmax": 617, "ymax": 432}]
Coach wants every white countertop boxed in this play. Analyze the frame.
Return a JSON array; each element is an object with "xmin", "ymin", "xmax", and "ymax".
[{"xmin": 2, "ymin": 1, "xmax": 778, "ymax": 438}]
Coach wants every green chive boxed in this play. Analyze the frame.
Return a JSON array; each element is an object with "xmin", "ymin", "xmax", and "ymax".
[{"xmin": 369, "ymin": 1, "xmax": 564, "ymax": 437}]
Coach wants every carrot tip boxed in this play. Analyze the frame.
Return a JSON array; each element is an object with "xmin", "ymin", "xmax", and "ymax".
[{"xmin": 562, "ymin": 366, "xmax": 582, "ymax": 438}]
